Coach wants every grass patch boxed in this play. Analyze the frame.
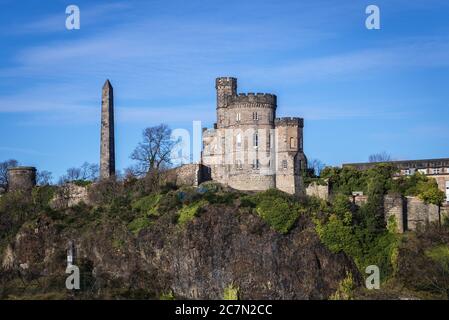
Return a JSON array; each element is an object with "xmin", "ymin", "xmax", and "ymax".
[
  {"xmin": 177, "ymin": 200, "xmax": 207, "ymax": 226},
  {"xmin": 223, "ymin": 283, "xmax": 239, "ymax": 300}
]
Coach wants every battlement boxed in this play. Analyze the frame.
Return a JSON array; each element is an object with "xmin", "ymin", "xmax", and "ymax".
[
  {"xmin": 275, "ymin": 117, "xmax": 304, "ymax": 127},
  {"xmin": 229, "ymin": 92, "xmax": 277, "ymax": 105},
  {"xmin": 216, "ymin": 77, "xmax": 237, "ymax": 89}
]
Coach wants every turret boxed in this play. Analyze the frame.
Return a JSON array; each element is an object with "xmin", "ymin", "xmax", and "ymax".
[{"xmin": 216, "ymin": 77, "xmax": 237, "ymax": 128}]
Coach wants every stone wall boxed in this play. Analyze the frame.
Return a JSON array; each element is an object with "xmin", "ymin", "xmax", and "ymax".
[
  {"xmin": 384, "ymin": 195, "xmax": 405, "ymax": 233},
  {"xmin": 306, "ymin": 182, "xmax": 329, "ymax": 201},
  {"xmin": 352, "ymin": 194, "xmax": 442, "ymax": 232},
  {"xmin": 50, "ymin": 183, "xmax": 90, "ymax": 209},
  {"xmin": 166, "ymin": 164, "xmax": 205, "ymax": 187},
  {"xmin": 406, "ymin": 196, "xmax": 440, "ymax": 230},
  {"xmin": 441, "ymin": 205, "xmax": 449, "ymax": 222}
]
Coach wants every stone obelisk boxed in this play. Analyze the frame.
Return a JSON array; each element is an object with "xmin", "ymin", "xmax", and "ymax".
[{"xmin": 100, "ymin": 79, "xmax": 115, "ymax": 180}]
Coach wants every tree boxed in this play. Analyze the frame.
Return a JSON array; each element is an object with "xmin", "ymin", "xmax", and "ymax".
[
  {"xmin": 368, "ymin": 152, "xmax": 392, "ymax": 163},
  {"xmin": 130, "ymin": 124, "xmax": 180, "ymax": 176},
  {"xmin": 59, "ymin": 162, "xmax": 99, "ymax": 184},
  {"xmin": 308, "ymin": 159, "xmax": 326, "ymax": 176},
  {"xmin": 0, "ymin": 159, "xmax": 19, "ymax": 192},
  {"xmin": 37, "ymin": 170, "xmax": 53, "ymax": 186}
]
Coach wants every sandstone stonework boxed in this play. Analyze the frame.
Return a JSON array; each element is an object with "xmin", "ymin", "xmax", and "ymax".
[
  {"xmin": 201, "ymin": 77, "xmax": 307, "ymax": 196},
  {"xmin": 7, "ymin": 166, "xmax": 36, "ymax": 193},
  {"xmin": 100, "ymin": 80, "xmax": 115, "ymax": 180}
]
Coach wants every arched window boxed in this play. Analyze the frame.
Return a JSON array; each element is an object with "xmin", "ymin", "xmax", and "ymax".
[{"xmin": 290, "ymin": 137, "xmax": 296, "ymax": 149}]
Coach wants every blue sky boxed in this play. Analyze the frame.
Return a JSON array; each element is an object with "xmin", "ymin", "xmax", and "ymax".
[{"xmin": 1, "ymin": 0, "xmax": 449, "ymax": 179}]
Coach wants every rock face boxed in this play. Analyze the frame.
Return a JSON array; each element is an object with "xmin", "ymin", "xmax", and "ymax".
[
  {"xmin": 140, "ymin": 206, "xmax": 359, "ymax": 299},
  {"xmin": 0, "ymin": 205, "xmax": 359, "ymax": 299}
]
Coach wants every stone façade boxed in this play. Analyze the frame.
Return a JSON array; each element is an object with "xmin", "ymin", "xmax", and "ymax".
[{"xmin": 201, "ymin": 77, "xmax": 307, "ymax": 196}]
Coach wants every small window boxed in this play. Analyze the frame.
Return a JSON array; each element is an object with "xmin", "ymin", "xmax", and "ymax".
[
  {"xmin": 252, "ymin": 159, "xmax": 260, "ymax": 169},
  {"xmin": 282, "ymin": 160, "xmax": 288, "ymax": 169},
  {"xmin": 236, "ymin": 133, "xmax": 242, "ymax": 148},
  {"xmin": 235, "ymin": 160, "xmax": 243, "ymax": 170},
  {"xmin": 290, "ymin": 137, "xmax": 296, "ymax": 149},
  {"xmin": 253, "ymin": 112, "xmax": 259, "ymax": 121},
  {"xmin": 236, "ymin": 113, "xmax": 241, "ymax": 122},
  {"xmin": 253, "ymin": 133, "xmax": 258, "ymax": 147}
]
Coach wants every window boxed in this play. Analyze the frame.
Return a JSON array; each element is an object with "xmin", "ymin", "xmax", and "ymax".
[
  {"xmin": 235, "ymin": 160, "xmax": 243, "ymax": 170},
  {"xmin": 236, "ymin": 113, "xmax": 241, "ymax": 122},
  {"xmin": 404, "ymin": 169, "xmax": 411, "ymax": 176},
  {"xmin": 290, "ymin": 137, "xmax": 296, "ymax": 149},
  {"xmin": 236, "ymin": 133, "xmax": 242, "ymax": 148},
  {"xmin": 433, "ymin": 168, "xmax": 441, "ymax": 175},
  {"xmin": 253, "ymin": 112, "xmax": 259, "ymax": 121},
  {"xmin": 282, "ymin": 160, "xmax": 288, "ymax": 169},
  {"xmin": 252, "ymin": 159, "xmax": 260, "ymax": 169},
  {"xmin": 253, "ymin": 133, "xmax": 258, "ymax": 147}
]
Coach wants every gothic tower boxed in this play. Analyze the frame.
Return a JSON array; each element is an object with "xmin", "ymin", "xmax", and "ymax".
[{"xmin": 100, "ymin": 79, "xmax": 115, "ymax": 180}]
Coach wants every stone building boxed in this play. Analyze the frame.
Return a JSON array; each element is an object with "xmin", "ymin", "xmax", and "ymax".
[
  {"xmin": 201, "ymin": 77, "xmax": 307, "ymax": 195},
  {"xmin": 343, "ymin": 158, "xmax": 449, "ymax": 204},
  {"xmin": 7, "ymin": 166, "xmax": 36, "ymax": 193}
]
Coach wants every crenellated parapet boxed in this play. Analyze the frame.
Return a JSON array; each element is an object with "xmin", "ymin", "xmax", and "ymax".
[
  {"xmin": 275, "ymin": 117, "xmax": 304, "ymax": 127},
  {"xmin": 228, "ymin": 93, "xmax": 277, "ymax": 107}
]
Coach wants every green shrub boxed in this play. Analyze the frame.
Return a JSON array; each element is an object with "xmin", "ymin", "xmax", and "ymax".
[
  {"xmin": 256, "ymin": 198, "xmax": 299, "ymax": 234},
  {"xmin": 32, "ymin": 185, "xmax": 56, "ymax": 210},
  {"xmin": 131, "ymin": 194, "xmax": 161, "ymax": 216},
  {"xmin": 127, "ymin": 216, "xmax": 152, "ymax": 235},
  {"xmin": 177, "ymin": 200, "xmax": 207, "ymax": 226},
  {"xmin": 73, "ymin": 180, "xmax": 92, "ymax": 187},
  {"xmin": 315, "ymin": 193, "xmax": 400, "ymax": 279},
  {"xmin": 329, "ymin": 272, "xmax": 355, "ymax": 300},
  {"xmin": 160, "ymin": 291, "xmax": 175, "ymax": 300},
  {"xmin": 425, "ymin": 245, "xmax": 449, "ymax": 268},
  {"xmin": 243, "ymin": 189, "xmax": 301, "ymax": 234},
  {"xmin": 223, "ymin": 284, "xmax": 239, "ymax": 300}
]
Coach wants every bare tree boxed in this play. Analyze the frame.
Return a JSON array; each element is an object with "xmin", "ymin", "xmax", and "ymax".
[
  {"xmin": 0, "ymin": 159, "xmax": 19, "ymax": 192},
  {"xmin": 59, "ymin": 162, "xmax": 99, "ymax": 184},
  {"xmin": 37, "ymin": 170, "xmax": 53, "ymax": 186},
  {"xmin": 368, "ymin": 152, "xmax": 392, "ymax": 163},
  {"xmin": 308, "ymin": 159, "xmax": 326, "ymax": 176},
  {"xmin": 130, "ymin": 124, "xmax": 180, "ymax": 176}
]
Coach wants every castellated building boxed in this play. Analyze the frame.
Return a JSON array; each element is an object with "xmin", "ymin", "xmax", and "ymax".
[{"xmin": 201, "ymin": 77, "xmax": 307, "ymax": 195}]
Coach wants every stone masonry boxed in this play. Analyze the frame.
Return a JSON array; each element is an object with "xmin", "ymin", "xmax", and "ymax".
[
  {"xmin": 100, "ymin": 80, "xmax": 116, "ymax": 180},
  {"xmin": 7, "ymin": 166, "xmax": 36, "ymax": 193},
  {"xmin": 201, "ymin": 77, "xmax": 307, "ymax": 196}
]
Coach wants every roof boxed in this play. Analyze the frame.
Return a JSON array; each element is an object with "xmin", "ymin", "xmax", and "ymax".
[{"xmin": 343, "ymin": 158, "xmax": 449, "ymax": 169}]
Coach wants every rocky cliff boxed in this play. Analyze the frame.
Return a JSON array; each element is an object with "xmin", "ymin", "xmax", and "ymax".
[{"xmin": 0, "ymin": 191, "xmax": 359, "ymax": 299}]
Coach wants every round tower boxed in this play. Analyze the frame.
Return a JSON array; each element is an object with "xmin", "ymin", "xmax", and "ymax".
[
  {"xmin": 215, "ymin": 77, "xmax": 278, "ymax": 191},
  {"xmin": 7, "ymin": 166, "xmax": 37, "ymax": 193}
]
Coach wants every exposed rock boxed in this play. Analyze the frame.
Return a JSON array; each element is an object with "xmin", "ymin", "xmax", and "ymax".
[{"xmin": 0, "ymin": 204, "xmax": 359, "ymax": 299}]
